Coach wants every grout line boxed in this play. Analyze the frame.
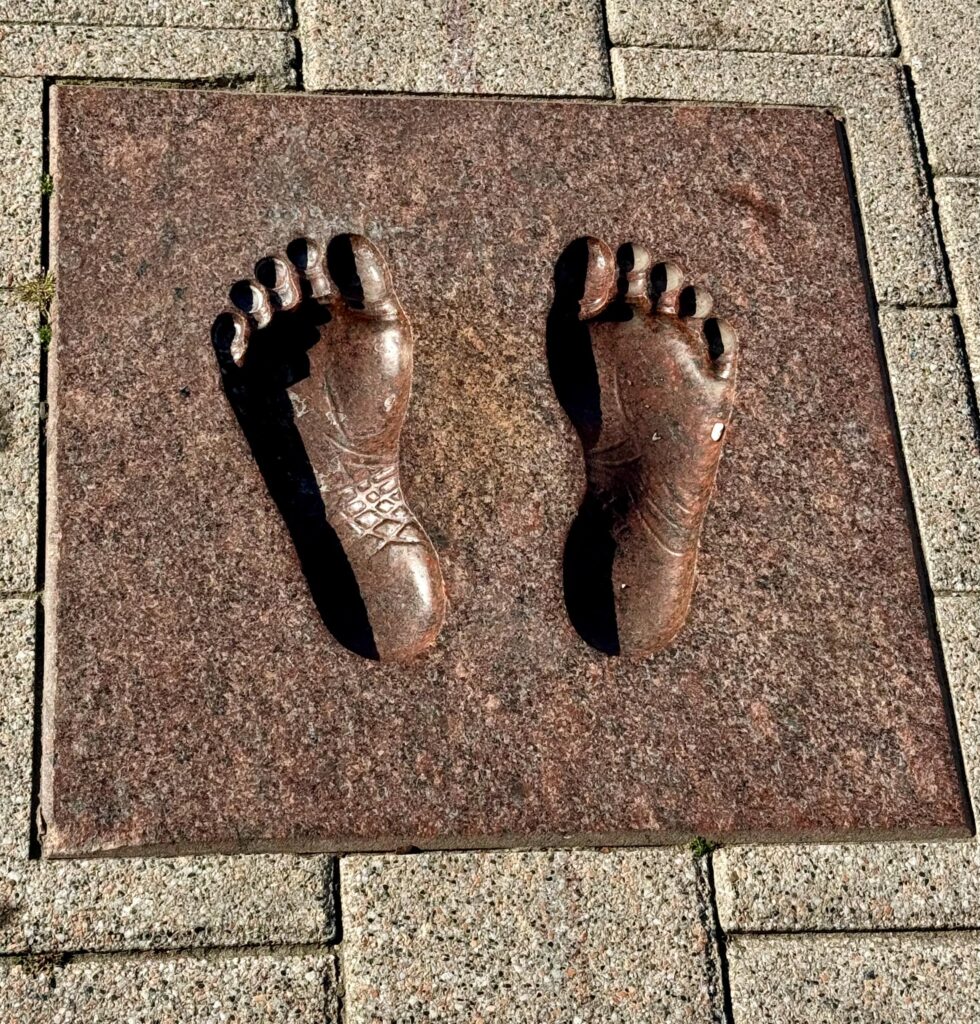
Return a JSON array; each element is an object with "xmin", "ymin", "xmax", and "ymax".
[
  {"xmin": 286, "ymin": 0, "xmax": 305, "ymax": 90},
  {"xmin": 596, "ymin": 0, "xmax": 616, "ymax": 98},
  {"xmin": 330, "ymin": 858, "xmax": 344, "ymax": 943},
  {"xmin": 696, "ymin": 854, "xmax": 734, "ymax": 1024},
  {"xmin": 27, "ymin": 77, "xmax": 52, "ymax": 862},
  {"xmin": 881, "ymin": 0, "xmax": 903, "ymax": 59},
  {"xmin": 333, "ymin": 860, "xmax": 347, "ymax": 1024}
]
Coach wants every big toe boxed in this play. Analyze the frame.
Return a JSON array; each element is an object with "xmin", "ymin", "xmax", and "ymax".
[
  {"xmin": 327, "ymin": 233, "xmax": 400, "ymax": 318},
  {"xmin": 554, "ymin": 235, "xmax": 616, "ymax": 320}
]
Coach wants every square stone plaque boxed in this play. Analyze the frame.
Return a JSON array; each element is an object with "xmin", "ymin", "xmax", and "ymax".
[{"xmin": 42, "ymin": 86, "xmax": 969, "ymax": 856}]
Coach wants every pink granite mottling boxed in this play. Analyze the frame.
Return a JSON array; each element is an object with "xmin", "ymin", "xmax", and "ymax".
[{"xmin": 41, "ymin": 87, "xmax": 968, "ymax": 856}]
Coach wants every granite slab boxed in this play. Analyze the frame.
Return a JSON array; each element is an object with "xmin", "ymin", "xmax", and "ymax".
[{"xmin": 43, "ymin": 86, "xmax": 968, "ymax": 855}]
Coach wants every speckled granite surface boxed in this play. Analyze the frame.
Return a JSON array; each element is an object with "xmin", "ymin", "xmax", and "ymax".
[{"xmin": 42, "ymin": 86, "xmax": 967, "ymax": 856}]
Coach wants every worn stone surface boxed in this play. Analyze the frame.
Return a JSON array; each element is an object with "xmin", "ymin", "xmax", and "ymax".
[
  {"xmin": 728, "ymin": 932, "xmax": 980, "ymax": 1023},
  {"xmin": 0, "ymin": 297, "xmax": 39, "ymax": 593},
  {"xmin": 342, "ymin": 849, "xmax": 716, "ymax": 1023},
  {"xmin": 0, "ymin": 77, "xmax": 43, "ymax": 285},
  {"xmin": 0, "ymin": 0, "xmax": 291, "ymax": 28},
  {"xmin": 879, "ymin": 309, "xmax": 980, "ymax": 590},
  {"xmin": 715, "ymin": 839, "xmax": 980, "ymax": 932},
  {"xmin": 0, "ymin": 600, "xmax": 34, "ymax": 858},
  {"xmin": 0, "ymin": 24, "xmax": 295, "ymax": 86},
  {"xmin": 607, "ymin": 0, "xmax": 895, "ymax": 55},
  {"xmin": 893, "ymin": 0, "xmax": 980, "ymax": 175},
  {"xmin": 0, "ymin": 951, "xmax": 336, "ymax": 1023},
  {"xmin": 611, "ymin": 48, "xmax": 948, "ymax": 307},
  {"xmin": 0, "ymin": 854, "xmax": 335, "ymax": 953},
  {"xmin": 297, "ymin": 0, "xmax": 610, "ymax": 96},
  {"xmin": 936, "ymin": 178, "xmax": 980, "ymax": 385},
  {"xmin": 44, "ymin": 87, "xmax": 966, "ymax": 856}
]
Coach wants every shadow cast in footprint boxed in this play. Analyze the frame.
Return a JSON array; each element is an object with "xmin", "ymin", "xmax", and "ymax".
[
  {"xmin": 211, "ymin": 258, "xmax": 379, "ymax": 662},
  {"xmin": 547, "ymin": 237, "xmax": 621, "ymax": 656}
]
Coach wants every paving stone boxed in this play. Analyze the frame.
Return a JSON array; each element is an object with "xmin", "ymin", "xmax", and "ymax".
[
  {"xmin": 0, "ymin": 297, "xmax": 39, "ymax": 593},
  {"xmin": 0, "ymin": 77, "xmax": 43, "ymax": 285},
  {"xmin": 879, "ymin": 308, "xmax": 980, "ymax": 590},
  {"xmin": 715, "ymin": 838, "xmax": 980, "ymax": 932},
  {"xmin": 0, "ymin": 854, "xmax": 336, "ymax": 953},
  {"xmin": 0, "ymin": 0, "xmax": 291, "ymax": 29},
  {"xmin": 297, "ymin": 0, "xmax": 610, "ymax": 95},
  {"xmin": 45, "ymin": 87, "xmax": 967, "ymax": 855},
  {"xmin": 0, "ymin": 950, "xmax": 336, "ymax": 1023},
  {"xmin": 341, "ymin": 849, "xmax": 717, "ymax": 1023},
  {"xmin": 893, "ymin": 0, "xmax": 980, "ymax": 175},
  {"xmin": 0, "ymin": 600, "xmax": 34, "ymax": 858},
  {"xmin": 611, "ymin": 48, "xmax": 948, "ymax": 307},
  {"xmin": 606, "ymin": 0, "xmax": 895, "ymax": 56},
  {"xmin": 0, "ymin": 24, "xmax": 295, "ymax": 86},
  {"xmin": 936, "ymin": 178, "xmax": 980, "ymax": 384},
  {"xmin": 728, "ymin": 932, "xmax": 980, "ymax": 1023}
]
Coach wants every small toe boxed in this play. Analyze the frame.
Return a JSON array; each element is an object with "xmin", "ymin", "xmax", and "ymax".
[
  {"xmin": 327, "ymin": 233, "xmax": 399, "ymax": 318},
  {"xmin": 255, "ymin": 254, "xmax": 301, "ymax": 311},
  {"xmin": 679, "ymin": 285, "xmax": 714, "ymax": 319},
  {"xmin": 616, "ymin": 243, "xmax": 653, "ymax": 309},
  {"xmin": 704, "ymin": 316, "xmax": 738, "ymax": 380},
  {"xmin": 212, "ymin": 309, "xmax": 251, "ymax": 368},
  {"xmin": 287, "ymin": 236, "xmax": 335, "ymax": 303},
  {"xmin": 651, "ymin": 261, "xmax": 685, "ymax": 315},
  {"xmin": 229, "ymin": 278, "xmax": 274, "ymax": 329}
]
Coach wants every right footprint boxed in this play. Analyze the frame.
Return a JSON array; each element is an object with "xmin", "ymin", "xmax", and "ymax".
[{"xmin": 549, "ymin": 237, "xmax": 739, "ymax": 657}]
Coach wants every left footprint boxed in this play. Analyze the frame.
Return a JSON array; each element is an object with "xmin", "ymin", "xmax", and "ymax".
[{"xmin": 212, "ymin": 234, "xmax": 446, "ymax": 663}]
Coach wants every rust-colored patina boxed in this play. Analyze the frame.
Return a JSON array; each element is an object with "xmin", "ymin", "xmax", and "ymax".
[
  {"xmin": 212, "ymin": 234, "xmax": 445, "ymax": 663},
  {"xmin": 551, "ymin": 237, "xmax": 738, "ymax": 656}
]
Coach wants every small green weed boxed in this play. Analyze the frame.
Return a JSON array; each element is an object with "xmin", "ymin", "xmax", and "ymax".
[{"xmin": 689, "ymin": 836, "xmax": 719, "ymax": 858}]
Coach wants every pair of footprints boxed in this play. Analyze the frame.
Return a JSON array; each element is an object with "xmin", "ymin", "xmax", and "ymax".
[{"xmin": 212, "ymin": 234, "xmax": 738, "ymax": 663}]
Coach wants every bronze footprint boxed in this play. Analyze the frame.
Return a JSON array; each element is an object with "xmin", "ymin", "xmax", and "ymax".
[
  {"xmin": 213, "ymin": 234, "xmax": 446, "ymax": 663},
  {"xmin": 550, "ymin": 237, "xmax": 739, "ymax": 657}
]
